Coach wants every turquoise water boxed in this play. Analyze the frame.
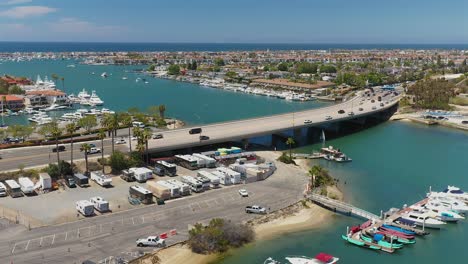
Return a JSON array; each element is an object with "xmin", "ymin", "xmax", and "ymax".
[
  {"xmin": 0, "ymin": 60, "xmax": 328, "ymax": 126},
  {"xmin": 222, "ymin": 122, "xmax": 468, "ymax": 264}
]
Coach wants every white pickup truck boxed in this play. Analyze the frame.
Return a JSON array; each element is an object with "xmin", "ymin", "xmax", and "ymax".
[
  {"xmin": 136, "ymin": 236, "xmax": 166, "ymax": 247},
  {"xmin": 245, "ymin": 205, "xmax": 267, "ymax": 214}
]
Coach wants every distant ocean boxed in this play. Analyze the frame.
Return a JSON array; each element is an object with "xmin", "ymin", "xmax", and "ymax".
[{"xmin": 0, "ymin": 42, "xmax": 467, "ymax": 52}]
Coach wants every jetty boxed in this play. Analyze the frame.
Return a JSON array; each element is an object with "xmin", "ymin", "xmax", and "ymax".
[{"xmin": 292, "ymin": 153, "xmax": 324, "ymax": 159}]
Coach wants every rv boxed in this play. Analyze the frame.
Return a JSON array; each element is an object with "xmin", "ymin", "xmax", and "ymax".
[
  {"xmin": 90, "ymin": 171, "xmax": 112, "ymax": 187},
  {"xmin": 175, "ymin": 155, "xmax": 198, "ymax": 170},
  {"xmin": 76, "ymin": 200, "xmax": 94, "ymax": 216},
  {"xmin": 155, "ymin": 161, "xmax": 177, "ymax": 176},
  {"xmin": 157, "ymin": 180, "xmax": 181, "ymax": 198},
  {"xmin": 192, "ymin": 153, "xmax": 216, "ymax": 168},
  {"xmin": 180, "ymin": 176, "xmax": 204, "ymax": 193},
  {"xmin": 0, "ymin": 182, "xmax": 7, "ymax": 197},
  {"xmin": 153, "ymin": 166, "xmax": 165, "ymax": 176},
  {"xmin": 166, "ymin": 179, "xmax": 191, "ymax": 196},
  {"xmin": 90, "ymin": 196, "xmax": 109, "ymax": 212},
  {"xmin": 39, "ymin": 173, "xmax": 52, "ymax": 189},
  {"xmin": 5, "ymin": 180, "xmax": 23, "ymax": 197},
  {"xmin": 121, "ymin": 169, "xmax": 136, "ymax": 182},
  {"xmin": 211, "ymin": 170, "xmax": 231, "ymax": 186},
  {"xmin": 18, "ymin": 177, "xmax": 35, "ymax": 195},
  {"xmin": 217, "ymin": 167, "xmax": 241, "ymax": 184},
  {"xmin": 196, "ymin": 176, "xmax": 211, "ymax": 191},
  {"xmin": 146, "ymin": 181, "xmax": 171, "ymax": 201},
  {"xmin": 74, "ymin": 173, "xmax": 89, "ymax": 187},
  {"xmin": 129, "ymin": 185, "xmax": 153, "ymax": 204},
  {"xmin": 197, "ymin": 171, "xmax": 220, "ymax": 188},
  {"xmin": 129, "ymin": 167, "xmax": 153, "ymax": 183}
]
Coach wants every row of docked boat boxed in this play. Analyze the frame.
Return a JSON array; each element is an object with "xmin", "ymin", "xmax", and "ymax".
[
  {"xmin": 68, "ymin": 89, "xmax": 104, "ymax": 106},
  {"xmin": 341, "ymin": 185, "xmax": 468, "ymax": 253}
]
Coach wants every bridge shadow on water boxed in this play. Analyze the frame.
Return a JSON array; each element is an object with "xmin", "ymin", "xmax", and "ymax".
[{"xmin": 149, "ymin": 104, "xmax": 398, "ymax": 159}]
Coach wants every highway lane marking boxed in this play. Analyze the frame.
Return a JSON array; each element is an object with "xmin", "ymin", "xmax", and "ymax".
[
  {"xmin": 11, "ymin": 243, "xmax": 17, "ymax": 254},
  {"xmin": 51, "ymin": 234, "xmax": 55, "ymax": 245},
  {"xmin": 24, "ymin": 240, "xmax": 30, "ymax": 251}
]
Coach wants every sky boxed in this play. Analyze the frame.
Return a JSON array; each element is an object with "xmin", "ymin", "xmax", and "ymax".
[{"xmin": 0, "ymin": 0, "xmax": 467, "ymax": 43}]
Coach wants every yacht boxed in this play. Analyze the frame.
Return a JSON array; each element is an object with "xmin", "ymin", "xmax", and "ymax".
[
  {"xmin": 436, "ymin": 186, "xmax": 468, "ymax": 201},
  {"xmin": 122, "ymin": 77, "xmax": 128, "ymax": 80},
  {"xmin": 101, "ymin": 108, "xmax": 115, "ymax": 114},
  {"xmin": 88, "ymin": 91, "xmax": 104, "ymax": 106},
  {"xmin": 422, "ymin": 204, "xmax": 465, "ymax": 222},
  {"xmin": 400, "ymin": 211, "xmax": 446, "ymax": 229},
  {"xmin": 101, "ymin": 72, "xmax": 108, "ymax": 78},
  {"xmin": 78, "ymin": 89, "xmax": 91, "ymax": 101},
  {"xmin": 426, "ymin": 195, "xmax": 468, "ymax": 213}
]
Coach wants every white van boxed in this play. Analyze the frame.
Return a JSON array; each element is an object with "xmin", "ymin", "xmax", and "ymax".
[
  {"xmin": 132, "ymin": 121, "xmax": 145, "ymax": 128},
  {"xmin": 0, "ymin": 182, "xmax": 7, "ymax": 197},
  {"xmin": 90, "ymin": 196, "xmax": 109, "ymax": 212}
]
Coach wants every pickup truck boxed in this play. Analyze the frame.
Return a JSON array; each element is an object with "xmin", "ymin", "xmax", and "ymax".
[
  {"xmin": 136, "ymin": 236, "xmax": 166, "ymax": 247},
  {"xmin": 245, "ymin": 205, "xmax": 267, "ymax": 214},
  {"xmin": 87, "ymin": 147, "xmax": 101, "ymax": 154}
]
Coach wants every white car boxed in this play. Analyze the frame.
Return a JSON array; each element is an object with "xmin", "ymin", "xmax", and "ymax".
[
  {"xmin": 348, "ymin": 112, "xmax": 355, "ymax": 116},
  {"xmin": 136, "ymin": 236, "xmax": 166, "ymax": 247},
  {"xmin": 87, "ymin": 147, "xmax": 101, "ymax": 154},
  {"xmin": 239, "ymin": 189, "xmax": 249, "ymax": 197},
  {"xmin": 115, "ymin": 138, "xmax": 126, "ymax": 144},
  {"xmin": 303, "ymin": 119, "xmax": 312, "ymax": 124}
]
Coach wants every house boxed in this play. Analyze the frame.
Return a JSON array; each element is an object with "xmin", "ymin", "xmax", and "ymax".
[
  {"xmin": 25, "ymin": 90, "xmax": 67, "ymax": 105},
  {"xmin": 0, "ymin": 95, "xmax": 24, "ymax": 110}
]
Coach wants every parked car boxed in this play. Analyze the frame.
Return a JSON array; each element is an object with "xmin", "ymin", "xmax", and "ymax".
[
  {"xmin": 136, "ymin": 236, "xmax": 166, "ymax": 247},
  {"xmin": 89, "ymin": 143, "xmax": 96, "ymax": 148},
  {"xmin": 199, "ymin": 135, "xmax": 210, "ymax": 140},
  {"xmin": 189, "ymin": 128, "xmax": 202, "ymax": 134},
  {"xmin": 380, "ymin": 103, "xmax": 384, "ymax": 107},
  {"xmin": 358, "ymin": 108, "xmax": 364, "ymax": 111},
  {"xmin": 338, "ymin": 110, "xmax": 345, "ymax": 114},
  {"xmin": 87, "ymin": 147, "xmax": 101, "ymax": 154},
  {"xmin": 372, "ymin": 106, "xmax": 377, "ymax": 110},
  {"xmin": 371, "ymin": 100, "xmax": 375, "ymax": 103},
  {"xmin": 239, "ymin": 189, "xmax": 249, "ymax": 197},
  {"xmin": 348, "ymin": 112, "xmax": 355, "ymax": 116},
  {"xmin": 65, "ymin": 176, "xmax": 76, "ymax": 188},
  {"xmin": 245, "ymin": 205, "xmax": 267, "ymax": 214},
  {"xmin": 152, "ymin": 133, "xmax": 163, "ymax": 139},
  {"xmin": 303, "ymin": 119, "xmax": 312, "ymax": 124},
  {"xmin": 52, "ymin": 145, "xmax": 66, "ymax": 152},
  {"xmin": 115, "ymin": 138, "xmax": 126, "ymax": 144}
]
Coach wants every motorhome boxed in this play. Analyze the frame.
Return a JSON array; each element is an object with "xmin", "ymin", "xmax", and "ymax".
[
  {"xmin": 166, "ymin": 179, "xmax": 191, "ymax": 196},
  {"xmin": 121, "ymin": 169, "xmax": 136, "ymax": 182},
  {"xmin": 76, "ymin": 200, "xmax": 94, "ymax": 216},
  {"xmin": 0, "ymin": 182, "xmax": 7, "ymax": 197},
  {"xmin": 155, "ymin": 160, "xmax": 177, "ymax": 176},
  {"xmin": 90, "ymin": 171, "xmax": 112, "ymax": 187},
  {"xmin": 192, "ymin": 153, "xmax": 216, "ymax": 168},
  {"xmin": 175, "ymin": 155, "xmax": 198, "ymax": 170},
  {"xmin": 180, "ymin": 176, "xmax": 204, "ymax": 193},
  {"xmin": 90, "ymin": 196, "xmax": 109, "ymax": 212},
  {"xmin": 211, "ymin": 170, "xmax": 231, "ymax": 186},
  {"xmin": 39, "ymin": 173, "xmax": 52, "ymax": 189},
  {"xmin": 196, "ymin": 175, "xmax": 211, "ymax": 191},
  {"xmin": 18, "ymin": 177, "xmax": 35, "ymax": 195},
  {"xmin": 5, "ymin": 180, "xmax": 23, "ymax": 198},
  {"xmin": 217, "ymin": 167, "xmax": 241, "ymax": 184},
  {"xmin": 157, "ymin": 180, "xmax": 181, "ymax": 198},
  {"xmin": 129, "ymin": 185, "xmax": 153, "ymax": 204},
  {"xmin": 74, "ymin": 173, "xmax": 89, "ymax": 187},
  {"xmin": 197, "ymin": 171, "xmax": 220, "ymax": 188},
  {"xmin": 128, "ymin": 167, "xmax": 153, "ymax": 183},
  {"xmin": 146, "ymin": 181, "xmax": 171, "ymax": 201}
]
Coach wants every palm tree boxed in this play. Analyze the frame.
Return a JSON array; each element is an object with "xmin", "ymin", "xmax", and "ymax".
[
  {"xmin": 51, "ymin": 73, "xmax": 59, "ymax": 85},
  {"xmin": 133, "ymin": 127, "xmax": 145, "ymax": 159},
  {"xmin": 286, "ymin": 137, "xmax": 295, "ymax": 159},
  {"xmin": 120, "ymin": 113, "xmax": 133, "ymax": 152},
  {"xmin": 158, "ymin": 104, "xmax": 166, "ymax": 119},
  {"xmin": 97, "ymin": 129, "xmax": 106, "ymax": 173},
  {"xmin": 101, "ymin": 113, "xmax": 119, "ymax": 153},
  {"xmin": 142, "ymin": 128, "xmax": 152, "ymax": 164},
  {"xmin": 60, "ymin": 77, "xmax": 65, "ymax": 90},
  {"xmin": 65, "ymin": 122, "xmax": 78, "ymax": 166},
  {"xmin": 80, "ymin": 143, "xmax": 91, "ymax": 176}
]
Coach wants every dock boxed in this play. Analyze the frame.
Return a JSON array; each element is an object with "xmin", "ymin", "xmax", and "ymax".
[{"xmin": 292, "ymin": 153, "xmax": 324, "ymax": 159}]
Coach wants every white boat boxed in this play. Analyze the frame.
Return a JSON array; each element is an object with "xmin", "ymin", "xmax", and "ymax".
[
  {"xmin": 122, "ymin": 77, "xmax": 128, "ymax": 80},
  {"xmin": 78, "ymin": 89, "xmax": 91, "ymax": 101},
  {"xmin": 87, "ymin": 91, "xmax": 104, "ymax": 106},
  {"xmin": 400, "ymin": 211, "xmax": 446, "ymax": 228},
  {"xmin": 101, "ymin": 108, "xmax": 115, "ymax": 114},
  {"xmin": 427, "ymin": 195, "xmax": 468, "ymax": 213},
  {"xmin": 101, "ymin": 72, "xmax": 108, "ymax": 78},
  {"xmin": 421, "ymin": 204, "xmax": 465, "ymax": 222},
  {"xmin": 66, "ymin": 64, "xmax": 76, "ymax": 68},
  {"xmin": 285, "ymin": 253, "xmax": 339, "ymax": 264},
  {"xmin": 334, "ymin": 155, "xmax": 352, "ymax": 163},
  {"xmin": 434, "ymin": 186, "xmax": 468, "ymax": 201}
]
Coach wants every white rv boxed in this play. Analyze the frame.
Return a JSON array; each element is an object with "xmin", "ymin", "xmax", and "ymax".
[
  {"xmin": 166, "ymin": 179, "xmax": 191, "ymax": 196},
  {"xmin": 157, "ymin": 180, "xmax": 181, "ymax": 198},
  {"xmin": 180, "ymin": 176, "xmax": 204, "ymax": 193},
  {"xmin": 129, "ymin": 167, "xmax": 153, "ymax": 183},
  {"xmin": 217, "ymin": 167, "xmax": 241, "ymax": 184},
  {"xmin": 90, "ymin": 196, "xmax": 109, "ymax": 212},
  {"xmin": 0, "ymin": 182, "xmax": 7, "ymax": 197},
  {"xmin": 90, "ymin": 171, "xmax": 112, "ymax": 187},
  {"xmin": 211, "ymin": 170, "xmax": 231, "ymax": 186},
  {"xmin": 192, "ymin": 153, "xmax": 216, "ymax": 168},
  {"xmin": 39, "ymin": 173, "xmax": 52, "ymax": 189},
  {"xmin": 197, "ymin": 171, "xmax": 220, "ymax": 188},
  {"xmin": 76, "ymin": 200, "xmax": 94, "ymax": 216},
  {"xmin": 18, "ymin": 177, "xmax": 35, "ymax": 195},
  {"xmin": 4, "ymin": 180, "xmax": 22, "ymax": 198}
]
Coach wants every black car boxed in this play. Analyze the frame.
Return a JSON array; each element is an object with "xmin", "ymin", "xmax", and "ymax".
[
  {"xmin": 189, "ymin": 128, "xmax": 202, "ymax": 134},
  {"xmin": 65, "ymin": 176, "xmax": 76, "ymax": 188},
  {"xmin": 199, "ymin": 135, "xmax": 210, "ymax": 140},
  {"xmin": 338, "ymin": 109, "xmax": 345, "ymax": 114},
  {"xmin": 52, "ymin": 146, "xmax": 66, "ymax": 152}
]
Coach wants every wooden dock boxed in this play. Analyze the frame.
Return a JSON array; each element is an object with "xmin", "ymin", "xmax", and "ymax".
[{"xmin": 292, "ymin": 153, "xmax": 324, "ymax": 159}]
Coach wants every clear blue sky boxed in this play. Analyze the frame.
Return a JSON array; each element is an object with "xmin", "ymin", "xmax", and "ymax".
[{"xmin": 0, "ymin": 0, "xmax": 467, "ymax": 43}]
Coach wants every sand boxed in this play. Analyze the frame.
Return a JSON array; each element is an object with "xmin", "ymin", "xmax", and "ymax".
[{"xmin": 151, "ymin": 244, "xmax": 217, "ymax": 264}]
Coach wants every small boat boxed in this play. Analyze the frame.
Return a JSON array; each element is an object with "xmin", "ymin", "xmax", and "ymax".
[
  {"xmin": 360, "ymin": 233, "xmax": 404, "ymax": 249},
  {"xmin": 285, "ymin": 253, "xmax": 340, "ymax": 264},
  {"xmin": 66, "ymin": 64, "xmax": 76, "ymax": 68},
  {"xmin": 334, "ymin": 155, "xmax": 352, "ymax": 162},
  {"xmin": 381, "ymin": 224, "xmax": 417, "ymax": 235},
  {"xmin": 341, "ymin": 235, "xmax": 380, "ymax": 250},
  {"xmin": 122, "ymin": 77, "xmax": 128, "ymax": 80},
  {"xmin": 400, "ymin": 211, "xmax": 447, "ymax": 229},
  {"xmin": 101, "ymin": 72, "xmax": 108, "ymax": 78}
]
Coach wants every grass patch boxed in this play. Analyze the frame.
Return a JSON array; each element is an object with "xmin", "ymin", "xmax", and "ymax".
[{"xmin": 450, "ymin": 96, "xmax": 468, "ymax": 106}]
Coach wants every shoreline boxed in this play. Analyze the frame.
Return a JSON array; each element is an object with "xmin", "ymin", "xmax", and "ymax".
[
  {"xmin": 391, "ymin": 113, "xmax": 468, "ymax": 132},
  {"xmin": 151, "ymin": 153, "xmax": 343, "ymax": 264}
]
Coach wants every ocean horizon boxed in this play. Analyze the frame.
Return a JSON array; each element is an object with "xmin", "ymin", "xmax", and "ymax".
[{"xmin": 0, "ymin": 42, "xmax": 467, "ymax": 52}]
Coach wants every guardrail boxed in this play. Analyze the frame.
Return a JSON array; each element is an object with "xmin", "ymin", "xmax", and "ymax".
[{"xmin": 308, "ymin": 193, "xmax": 380, "ymax": 221}]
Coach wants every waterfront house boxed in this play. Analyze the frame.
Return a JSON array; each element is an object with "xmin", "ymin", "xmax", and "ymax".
[
  {"xmin": 0, "ymin": 94, "xmax": 25, "ymax": 110},
  {"xmin": 25, "ymin": 90, "xmax": 67, "ymax": 105}
]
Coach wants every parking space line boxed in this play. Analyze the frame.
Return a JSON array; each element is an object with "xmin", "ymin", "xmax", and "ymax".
[
  {"xmin": 132, "ymin": 217, "xmax": 135, "ymax": 225},
  {"xmin": 11, "ymin": 243, "xmax": 17, "ymax": 254},
  {"xmin": 39, "ymin": 237, "xmax": 43, "ymax": 247},
  {"xmin": 25, "ymin": 240, "xmax": 30, "ymax": 251},
  {"xmin": 51, "ymin": 234, "xmax": 56, "ymax": 245},
  {"xmin": 65, "ymin": 231, "xmax": 68, "ymax": 241}
]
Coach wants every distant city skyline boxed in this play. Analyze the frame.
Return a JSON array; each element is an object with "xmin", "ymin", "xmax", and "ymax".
[{"xmin": 0, "ymin": 0, "xmax": 467, "ymax": 43}]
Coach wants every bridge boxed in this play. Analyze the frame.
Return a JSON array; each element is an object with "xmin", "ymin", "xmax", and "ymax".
[{"xmin": 308, "ymin": 192, "xmax": 381, "ymax": 221}]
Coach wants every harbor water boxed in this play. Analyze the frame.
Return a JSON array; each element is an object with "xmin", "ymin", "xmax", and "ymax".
[
  {"xmin": 0, "ymin": 59, "xmax": 329, "ymax": 126},
  {"xmin": 221, "ymin": 121, "xmax": 468, "ymax": 263}
]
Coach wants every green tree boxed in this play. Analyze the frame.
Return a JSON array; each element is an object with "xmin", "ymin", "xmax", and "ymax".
[
  {"xmin": 8, "ymin": 85, "xmax": 25, "ymax": 95},
  {"xmin": 65, "ymin": 122, "xmax": 78, "ymax": 165},
  {"xmin": 119, "ymin": 113, "xmax": 133, "ymax": 152},
  {"xmin": 277, "ymin": 63, "xmax": 288, "ymax": 71},
  {"xmin": 308, "ymin": 165, "xmax": 334, "ymax": 187},
  {"xmin": 408, "ymin": 78, "xmax": 455, "ymax": 110},
  {"xmin": 97, "ymin": 129, "xmax": 106, "ymax": 173},
  {"xmin": 60, "ymin": 77, "xmax": 65, "ymax": 90},
  {"xmin": 214, "ymin": 58, "xmax": 225, "ymax": 66},
  {"xmin": 285, "ymin": 137, "xmax": 295, "ymax": 159},
  {"xmin": 147, "ymin": 64, "xmax": 156, "ymax": 71},
  {"xmin": 101, "ymin": 113, "xmax": 119, "ymax": 153},
  {"xmin": 51, "ymin": 73, "xmax": 59, "ymax": 85},
  {"xmin": 80, "ymin": 143, "xmax": 91, "ymax": 175},
  {"xmin": 109, "ymin": 151, "xmax": 129, "ymax": 172},
  {"xmin": 191, "ymin": 61, "xmax": 198, "ymax": 70},
  {"xmin": 6, "ymin": 124, "xmax": 34, "ymax": 142},
  {"xmin": 158, "ymin": 104, "xmax": 166, "ymax": 119},
  {"xmin": 78, "ymin": 115, "xmax": 97, "ymax": 134},
  {"xmin": 168, "ymin": 64, "xmax": 180, "ymax": 75},
  {"xmin": 41, "ymin": 121, "xmax": 63, "ymax": 174},
  {"xmin": 319, "ymin": 64, "xmax": 337, "ymax": 73},
  {"xmin": 225, "ymin": 71, "xmax": 238, "ymax": 79},
  {"xmin": 296, "ymin": 62, "xmax": 318, "ymax": 74}
]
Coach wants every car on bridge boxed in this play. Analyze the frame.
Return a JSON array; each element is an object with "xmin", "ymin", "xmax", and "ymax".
[
  {"xmin": 199, "ymin": 135, "xmax": 210, "ymax": 140},
  {"xmin": 115, "ymin": 138, "xmax": 126, "ymax": 144},
  {"xmin": 87, "ymin": 147, "xmax": 101, "ymax": 155},
  {"xmin": 358, "ymin": 108, "xmax": 364, "ymax": 111},
  {"xmin": 325, "ymin": 116, "xmax": 333, "ymax": 120},
  {"xmin": 52, "ymin": 145, "xmax": 66, "ymax": 152},
  {"xmin": 380, "ymin": 103, "xmax": 384, "ymax": 107},
  {"xmin": 348, "ymin": 112, "xmax": 355, "ymax": 116},
  {"xmin": 338, "ymin": 109, "xmax": 345, "ymax": 114},
  {"xmin": 303, "ymin": 119, "xmax": 312, "ymax": 124},
  {"xmin": 152, "ymin": 133, "xmax": 163, "ymax": 139}
]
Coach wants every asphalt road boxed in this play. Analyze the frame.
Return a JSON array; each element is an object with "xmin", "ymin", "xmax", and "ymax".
[{"xmin": 0, "ymin": 157, "xmax": 308, "ymax": 264}]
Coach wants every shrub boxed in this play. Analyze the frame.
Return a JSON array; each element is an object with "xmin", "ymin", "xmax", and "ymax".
[
  {"xmin": 277, "ymin": 152, "xmax": 296, "ymax": 165},
  {"xmin": 109, "ymin": 151, "xmax": 129, "ymax": 172}
]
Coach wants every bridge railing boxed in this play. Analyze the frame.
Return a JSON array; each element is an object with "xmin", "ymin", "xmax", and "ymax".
[{"xmin": 308, "ymin": 193, "xmax": 380, "ymax": 221}]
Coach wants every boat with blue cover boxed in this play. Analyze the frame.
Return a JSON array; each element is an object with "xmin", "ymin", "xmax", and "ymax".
[
  {"xmin": 360, "ymin": 233, "xmax": 404, "ymax": 249},
  {"xmin": 382, "ymin": 224, "xmax": 416, "ymax": 235}
]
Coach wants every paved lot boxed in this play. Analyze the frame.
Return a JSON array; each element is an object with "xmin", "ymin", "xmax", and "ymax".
[{"xmin": 0, "ymin": 152, "xmax": 308, "ymax": 263}]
